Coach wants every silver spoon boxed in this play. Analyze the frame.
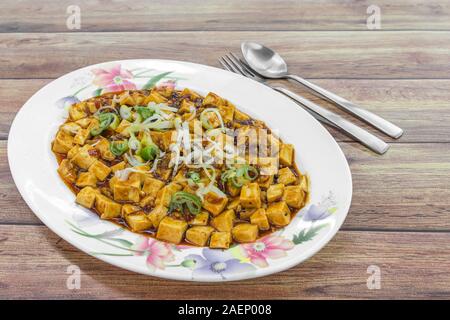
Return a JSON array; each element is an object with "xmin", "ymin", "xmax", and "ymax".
[{"xmin": 241, "ymin": 41, "xmax": 404, "ymax": 139}]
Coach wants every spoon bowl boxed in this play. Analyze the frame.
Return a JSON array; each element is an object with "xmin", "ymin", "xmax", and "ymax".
[{"xmin": 241, "ymin": 42, "xmax": 288, "ymax": 78}]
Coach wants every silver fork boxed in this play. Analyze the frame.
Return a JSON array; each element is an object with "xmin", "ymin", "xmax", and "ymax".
[{"xmin": 219, "ymin": 53, "xmax": 389, "ymax": 155}]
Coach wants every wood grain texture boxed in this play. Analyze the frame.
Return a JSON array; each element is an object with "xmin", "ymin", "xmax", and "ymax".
[
  {"xmin": 1, "ymin": 31, "xmax": 450, "ymax": 79},
  {"xmin": 1, "ymin": 79, "xmax": 449, "ymax": 141},
  {"xmin": 1, "ymin": 0, "xmax": 449, "ymax": 32},
  {"xmin": 2, "ymin": 141, "xmax": 449, "ymax": 230},
  {"xmin": 1, "ymin": 225, "xmax": 449, "ymax": 299}
]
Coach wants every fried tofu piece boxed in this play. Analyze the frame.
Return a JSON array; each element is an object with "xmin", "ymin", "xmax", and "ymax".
[
  {"xmin": 186, "ymin": 226, "xmax": 214, "ymax": 246},
  {"xmin": 75, "ymin": 171, "xmax": 98, "ymax": 187},
  {"xmin": 95, "ymin": 194, "xmax": 122, "ymax": 219},
  {"xmin": 69, "ymin": 102, "xmax": 88, "ymax": 121},
  {"xmin": 267, "ymin": 184, "xmax": 285, "ymax": 202},
  {"xmin": 282, "ymin": 185, "xmax": 305, "ymax": 208},
  {"xmin": 211, "ymin": 209, "xmax": 235, "ymax": 232},
  {"xmin": 266, "ymin": 201, "xmax": 291, "ymax": 226},
  {"xmin": 57, "ymin": 159, "xmax": 77, "ymax": 183},
  {"xmin": 279, "ymin": 143, "xmax": 294, "ymax": 166},
  {"xmin": 67, "ymin": 145, "xmax": 80, "ymax": 159},
  {"xmin": 239, "ymin": 209, "xmax": 255, "ymax": 220},
  {"xmin": 115, "ymin": 119, "xmax": 131, "ymax": 137},
  {"xmin": 113, "ymin": 182, "xmax": 140, "ymax": 203},
  {"xmin": 178, "ymin": 99, "xmax": 195, "ymax": 114},
  {"xmin": 250, "ymin": 208, "xmax": 270, "ymax": 231},
  {"xmin": 155, "ymin": 183, "xmax": 182, "ymax": 207},
  {"xmin": 71, "ymin": 145, "xmax": 97, "ymax": 169},
  {"xmin": 277, "ymin": 167, "xmax": 297, "ymax": 186},
  {"xmin": 75, "ymin": 118, "xmax": 92, "ymax": 128},
  {"xmin": 203, "ymin": 192, "xmax": 228, "ymax": 216},
  {"xmin": 145, "ymin": 91, "xmax": 168, "ymax": 104},
  {"xmin": 148, "ymin": 205, "xmax": 168, "ymax": 228},
  {"xmin": 94, "ymin": 137, "xmax": 115, "ymax": 161},
  {"xmin": 226, "ymin": 181, "xmax": 241, "ymax": 197},
  {"xmin": 110, "ymin": 161, "xmax": 126, "ymax": 173},
  {"xmin": 88, "ymin": 160, "xmax": 111, "ymax": 181},
  {"xmin": 258, "ymin": 157, "xmax": 278, "ymax": 176},
  {"xmin": 257, "ymin": 174, "xmax": 274, "ymax": 189},
  {"xmin": 60, "ymin": 122, "xmax": 81, "ymax": 135},
  {"xmin": 52, "ymin": 130, "xmax": 74, "ymax": 154},
  {"xmin": 218, "ymin": 104, "xmax": 235, "ymax": 124},
  {"xmin": 156, "ymin": 217, "xmax": 188, "ymax": 244},
  {"xmin": 142, "ymin": 177, "xmax": 165, "ymax": 198},
  {"xmin": 209, "ymin": 231, "xmax": 231, "ymax": 249},
  {"xmin": 202, "ymin": 92, "xmax": 224, "ymax": 106},
  {"xmin": 121, "ymin": 204, "xmax": 141, "ymax": 217},
  {"xmin": 73, "ymin": 128, "xmax": 90, "ymax": 145},
  {"xmin": 75, "ymin": 186, "xmax": 97, "ymax": 209},
  {"xmin": 240, "ymin": 183, "xmax": 261, "ymax": 209},
  {"xmin": 232, "ymin": 223, "xmax": 258, "ymax": 243},
  {"xmin": 226, "ymin": 198, "xmax": 240, "ymax": 211},
  {"xmin": 189, "ymin": 211, "xmax": 209, "ymax": 226},
  {"xmin": 125, "ymin": 212, "xmax": 152, "ymax": 232},
  {"xmin": 234, "ymin": 109, "xmax": 250, "ymax": 121}
]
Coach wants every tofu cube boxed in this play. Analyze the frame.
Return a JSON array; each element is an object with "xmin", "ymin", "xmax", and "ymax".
[
  {"xmin": 110, "ymin": 161, "xmax": 126, "ymax": 173},
  {"xmin": 155, "ymin": 183, "xmax": 182, "ymax": 207},
  {"xmin": 258, "ymin": 157, "xmax": 278, "ymax": 176},
  {"xmin": 113, "ymin": 182, "xmax": 140, "ymax": 203},
  {"xmin": 60, "ymin": 122, "xmax": 81, "ymax": 135},
  {"xmin": 267, "ymin": 184, "xmax": 285, "ymax": 202},
  {"xmin": 88, "ymin": 160, "xmax": 111, "ymax": 181},
  {"xmin": 218, "ymin": 104, "xmax": 235, "ymax": 124},
  {"xmin": 75, "ymin": 118, "xmax": 92, "ymax": 128},
  {"xmin": 75, "ymin": 186, "xmax": 97, "ymax": 209},
  {"xmin": 239, "ymin": 209, "xmax": 255, "ymax": 220},
  {"xmin": 240, "ymin": 183, "xmax": 261, "ymax": 209},
  {"xmin": 121, "ymin": 204, "xmax": 141, "ymax": 217},
  {"xmin": 203, "ymin": 192, "xmax": 228, "ymax": 216},
  {"xmin": 266, "ymin": 201, "xmax": 291, "ymax": 226},
  {"xmin": 148, "ymin": 205, "xmax": 168, "ymax": 228},
  {"xmin": 95, "ymin": 137, "xmax": 116, "ymax": 161},
  {"xmin": 277, "ymin": 167, "xmax": 297, "ymax": 186},
  {"xmin": 156, "ymin": 217, "xmax": 188, "ymax": 244},
  {"xmin": 71, "ymin": 145, "xmax": 97, "ymax": 169},
  {"xmin": 57, "ymin": 159, "xmax": 77, "ymax": 183},
  {"xmin": 76, "ymin": 171, "xmax": 98, "ymax": 187},
  {"xmin": 232, "ymin": 223, "xmax": 259, "ymax": 243},
  {"xmin": 125, "ymin": 212, "xmax": 152, "ymax": 232},
  {"xmin": 115, "ymin": 119, "xmax": 132, "ymax": 137},
  {"xmin": 226, "ymin": 181, "xmax": 241, "ymax": 197},
  {"xmin": 52, "ymin": 130, "xmax": 74, "ymax": 154},
  {"xmin": 189, "ymin": 211, "xmax": 209, "ymax": 226},
  {"xmin": 279, "ymin": 143, "xmax": 294, "ymax": 166},
  {"xmin": 142, "ymin": 177, "xmax": 165, "ymax": 199},
  {"xmin": 257, "ymin": 174, "xmax": 274, "ymax": 189},
  {"xmin": 69, "ymin": 102, "xmax": 88, "ymax": 121},
  {"xmin": 250, "ymin": 208, "xmax": 270, "ymax": 231},
  {"xmin": 144, "ymin": 91, "xmax": 168, "ymax": 104},
  {"xmin": 186, "ymin": 226, "xmax": 214, "ymax": 246},
  {"xmin": 282, "ymin": 185, "xmax": 306, "ymax": 208},
  {"xmin": 95, "ymin": 194, "xmax": 122, "ymax": 219},
  {"xmin": 202, "ymin": 92, "xmax": 224, "ymax": 106},
  {"xmin": 73, "ymin": 128, "xmax": 90, "ymax": 145},
  {"xmin": 67, "ymin": 145, "xmax": 80, "ymax": 159},
  {"xmin": 209, "ymin": 231, "xmax": 232, "ymax": 249},
  {"xmin": 211, "ymin": 209, "xmax": 235, "ymax": 232}
]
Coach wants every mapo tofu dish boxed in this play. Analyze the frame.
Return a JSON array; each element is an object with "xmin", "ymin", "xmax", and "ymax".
[{"xmin": 52, "ymin": 87, "xmax": 309, "ymax": 248}]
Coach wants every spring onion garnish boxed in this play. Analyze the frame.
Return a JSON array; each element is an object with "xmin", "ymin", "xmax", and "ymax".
[
  {"xmin": 128, "ymin": 132, "xmax": 141, "ymax": 151},
  {"xmin": 119, "ymin": 105, "xmax": 132, "ymax": 121},
  {"xmin": 135, "ymin": 106, "xmax": 154, "ymax": 121},
  {"xmin": 90, "ymin": 112, "xmax": 118, "ymax": 136},
  {"xmin": 169, "ymin": 191, "xmax": 202, "ymax": 215},
  {"xmin": 139, "ymin": 144, "xmax": 159, "ymax": 161},
  {"xmin": 200, "ymin": 108, "xmax": 225, "ymax": 131},
  {"xmin": 186, "ymin": 171, "xmax": 201, "ymax": 183},
  {"xmin": 110, "ymin": 140, "xmax": 129, "ymax": 156},
  {"xmin": 221, "ymin": 164, "xmax": 259, "ymax": 188}
]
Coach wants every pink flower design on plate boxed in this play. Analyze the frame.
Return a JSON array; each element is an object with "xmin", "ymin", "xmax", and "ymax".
[
  {"xmin": 133, "ymin": 237, "xmax": 175, "ymax": 270},
  {"xmin": 92, "ymin": 64, "xmax": 136, "ymax": 93},
  {"xmin": 240, "ymin": 235, "xmax": 294, "ymax": 268}
]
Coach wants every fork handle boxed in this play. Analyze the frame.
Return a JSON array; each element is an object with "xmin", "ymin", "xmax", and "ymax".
[
  {"xmin": 286, "ymin": 74, "xmax": 403, "ymax": 139},
  {"xmin": 274, "ymin": 86, "xmax": 389, "ymax": 154}
]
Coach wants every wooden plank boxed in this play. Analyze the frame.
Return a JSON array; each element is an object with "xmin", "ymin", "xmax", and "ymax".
[
  {"xmin": 1, "ymin": 0, "xmax": 450, "ymax": 32},
  {"xmin": 2, "ymin": 79, "xmax": 449, "ymax": 142},
  {"xmin": 0, "ymin": 32, "xmax": 449, "ymax": 79},
  {"xmin": 2, "ymin": 141, "xmax": 449, "ymax": 230},
  {"xmin": 0, "ymin": 225, "xmax": 449, "ymax": 299}
]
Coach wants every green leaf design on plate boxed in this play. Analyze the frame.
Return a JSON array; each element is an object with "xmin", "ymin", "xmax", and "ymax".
[
  {"xmin": 142, "ymin": 71, "xmax": 173, "ymax": 89},
  {"xmin": 292, "ymin": 224, "xmax": 328, "ymax": 245},
  {"xmin": 92, "ymin": 88, "xmax": 102, "ymax": 97}
]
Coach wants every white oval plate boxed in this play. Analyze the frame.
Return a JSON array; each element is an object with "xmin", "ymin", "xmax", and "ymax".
[{"xmin": 8, "ymin": 59, "xmax": 352, "ymax": 282}]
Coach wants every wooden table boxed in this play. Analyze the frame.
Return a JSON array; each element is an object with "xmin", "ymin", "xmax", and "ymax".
[{"xmin": 1, "ymin": 0, "xmax": 449, "ymax": 299}]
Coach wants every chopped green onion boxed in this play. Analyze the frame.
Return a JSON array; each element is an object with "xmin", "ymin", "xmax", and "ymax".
[
  {"xmin": 186, "ymin": 171, "xmax": 201, "ymax": 183},
  {"xmin": 90, "ymin": 113, "xmax": 117, "ymax": 136},
  {"xmin": 119, "ymin": 105, "xmax": 132, "ymax": 121},
  {"xmin": 169, "ymin": 191, "xmax": 202, "ymax": 215},
  {"xmin": 200, "ymin": 108, "xmax": 225, "ymax": 131},
  {"xmin": 221, "ymin": 165, "xmax": 259, "ymax": 188},
  {"xmin": 128, "ymin": 132, "xmax": 141, "ymax": 151},
  {"xmin": 135, "ymin": 106, "xmax": 154, "ymax": 121},
  {"xmin": 110, "ymin": 140, "xmax": 129, "ymax": 156},
  {"xmin": 139, "ymin": 144, "xmax": 159, "ymax": 161}
]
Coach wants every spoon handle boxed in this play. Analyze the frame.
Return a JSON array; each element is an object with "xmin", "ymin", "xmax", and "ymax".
[
  {"xmin": 274, "ymin": 86, "xmax": 389, "ymax": 154},
  {"xmin": 286, "ymin": 74, "xmax": 403, "ymax": 139}
]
